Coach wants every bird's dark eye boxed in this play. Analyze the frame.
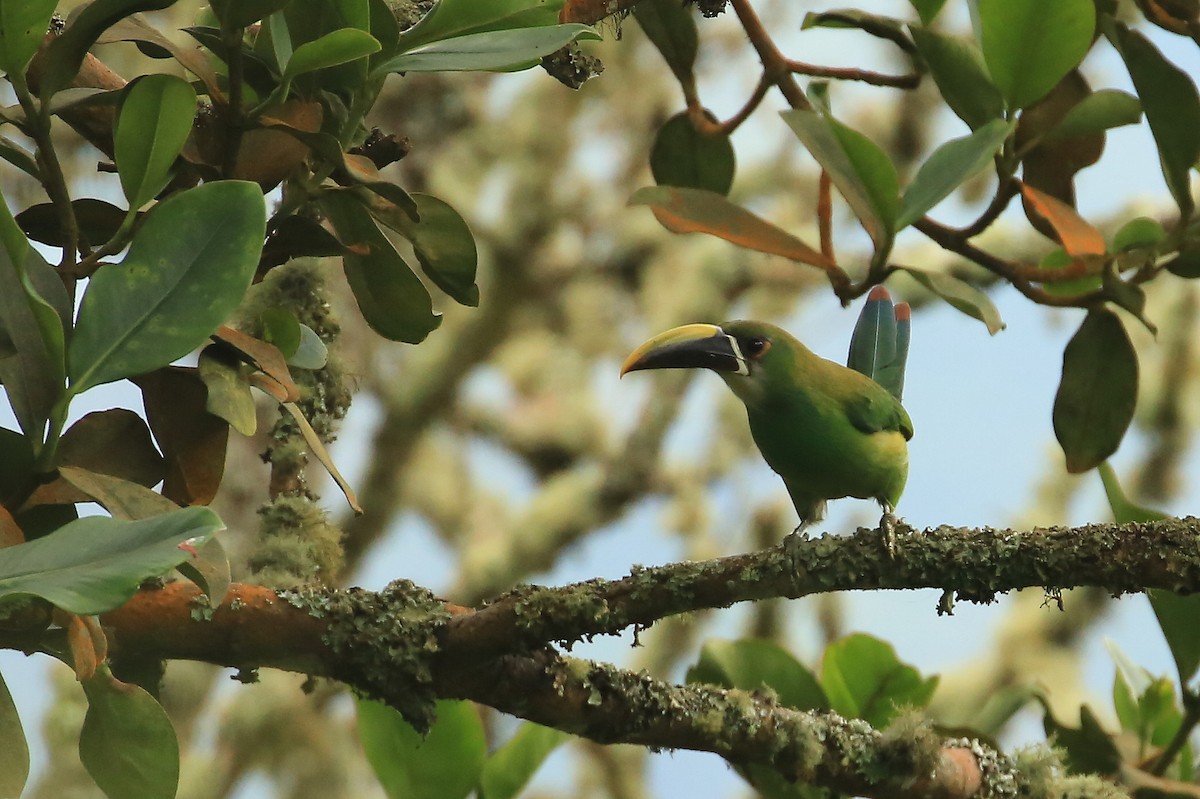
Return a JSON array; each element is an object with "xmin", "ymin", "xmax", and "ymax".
[{"xmin": 742, "ymin": 336, "xmax": 771, "ymax": 358}]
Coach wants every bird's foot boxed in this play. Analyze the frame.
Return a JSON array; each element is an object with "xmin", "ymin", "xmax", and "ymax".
[
  {"xmin": 784, "ymin": 520, "xmax": 810, "ymax": 574},
  {"xmin": 880, "ymin": 512, "xmax": 898, "ymax": 559}
]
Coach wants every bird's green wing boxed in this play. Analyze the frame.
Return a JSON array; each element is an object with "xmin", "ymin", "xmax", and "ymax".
[{"xmin": 843, "ymin": 383, "xmax": 914, "ymax": 440}]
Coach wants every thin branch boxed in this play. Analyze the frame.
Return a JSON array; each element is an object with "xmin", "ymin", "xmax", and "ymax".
[
  {"xmin": 785, "ymin": 60, "xmax": 919, "ymax": 89},
  {"xmin": 818, "ymin": 169, "xmax": 834, "ymax": 261}
]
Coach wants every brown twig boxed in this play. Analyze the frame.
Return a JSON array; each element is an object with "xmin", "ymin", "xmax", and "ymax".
[{"xmin": 785, "ymin": 60, "xmax": 919, "ymax": 89}]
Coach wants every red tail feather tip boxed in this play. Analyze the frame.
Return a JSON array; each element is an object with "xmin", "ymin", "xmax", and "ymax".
[
  {"xmin": 894, "ymin": 302, "xmax": 911, "ymax": 321},
  {"xmin": 867, "ymin": 285, "xmax": 891, "ymax": 301}
]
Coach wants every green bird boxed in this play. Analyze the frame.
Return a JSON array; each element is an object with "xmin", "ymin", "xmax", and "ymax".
[{"xmin": 621, "ymin": 287, "xmax": 913, "ymax": 537}]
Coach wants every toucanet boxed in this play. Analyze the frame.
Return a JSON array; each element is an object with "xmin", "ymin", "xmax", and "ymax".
[{"xmin": 621, "ymin": 286, "xmax": 912, "ymax": 531}]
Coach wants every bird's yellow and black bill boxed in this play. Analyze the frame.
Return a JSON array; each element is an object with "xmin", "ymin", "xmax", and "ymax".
[{"xmin": 620, "ymin": 324, "xmax": 749, "ymax": 377}]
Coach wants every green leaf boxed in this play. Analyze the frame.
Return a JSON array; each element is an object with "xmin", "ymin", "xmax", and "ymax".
[
  {"xmin": 374, "ymin": 192, "xmax": 479, "ymax": 306},
  {"xmin": 0, "ymin": 507, "xmax": 222, "ymax": 615},
  {"xmin": 0, "ymin": 133, "xmax": 39, "ymax": 179},
  {"xmin": 58, "ymin": 465, "xmax": 176, "ymax": 521},
  {"xmin": 322, "ymin": 191, "xmax": 441, "ymax": 342},
  {"xmin": 37, "ymin": 0, "xmax": 179, "ymax": 101},
  {"xmin": 259, "ymin": 308, "xmax": 302, "ymax": 358},
  {"xmin": 687, "ymin": 638, "xmax": 828, "ymax": 712},
  {"xmin": 1045, "ymin": 89, "xmax": 1142, "ymax": 141},
  {"xmin": 80, "ymin": 668, "xmax": 179, "ymax": 799},
  {"xmin": 115, "ymin": 74, "xmax": 197, "ymax": 210},
  {"xmin": 357, "ymin": 698, "xmax": 486, "ymax": 799},
  {"xmin": 68, "ymin": 181, "xmax": 267, "ymax": 395},
  {"xmin": 393, "ymin": 0, "xmax": 563, "ymax": 55},
  {"xmin": 977, "ymin": 0, "xmax": 1095, "ymax": 110},
  {"xmin": 0, "ymin": 670, "xmax": 28, "ymax": 799},
  {"xmin": 802, "ymin": 10, "xmax": 911, "ymax": 53},
  {"xmin": 1112, "ymin": 217, "xmax": 1166, "ymax": 253},
  {"xmin": 376, "ymin": 24, "xmax": 599, "ymax": 74},
  {"xmin": 628, "ymin": 185, "xmax": 833, "ymax": 268},
  {"xmin": 908, "ymin": 27, "xmax": 1004, "ymax": 130},
  {"xmin": 479, "ymin": 723, "xmax": 568, "ymax": 799},
  {"xmin": 289, "ymin": 324, "xmax": 328, "ymax": 369},
  {"xmin": 781, "ymin": 109, "xmax": 898, "ymax": 255},
  {"xmin": 1052, "ymin": 310, "xmax": 1137, "ymax": 473},
  {"xmin": 282, "ymin": 27, "xmax": 380, "ymax": 79},
  {"xmin": 899, "ymin": 267, "xmax": 1005, "ymax": 333},
  {"xmin": 1041, "ymin": 703, "xmax": 1121, "ymax": 775},
  {"xmin": 908, "ymin": 0, "xmax": 946, "ymax": 25},
  {"xmin": 1111, "ymin": 23, "xmax": 1200, "ymax": 219},
  {"xmin": 633, "ymin": 0, "xmax": 697, "ymax": 88},
  {"xmin": 0, "ymin": 0, "xmax": 58, "ymax": 76},
  {"xmin": 210, "ymin": 0, "xmax": 296, "ymax": 28},
  {"xmin": 1153, "ymin": 590, "xmax": 1200, "ymax": 687},
  {"xmin": 650, "ymin": 111, "xmax": 736, "ymax": 195},
  {"xmin": 197, "ymin": 347, "xmax": 256, "ymax": 436},
  {"xmin": 897, "ymin": 118, "xmax": 1011, "ymax": 228},
  {"xmin": 0, "ymin": 244, "xmax": 68, "ymax": 441},
  {"xmin": 821, "ymin": 633, "xmax": 938, "ymax": 728}
]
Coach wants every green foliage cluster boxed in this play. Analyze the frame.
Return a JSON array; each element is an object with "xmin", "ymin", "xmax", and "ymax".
[{"xmin": 0, "ymin": 0, "xmax": 1199, "ymax": 798}]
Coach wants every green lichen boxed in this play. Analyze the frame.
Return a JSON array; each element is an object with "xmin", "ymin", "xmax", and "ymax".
[{"xmin": 320, "ymin": 580, "xmax": 451, "ymax": 733}]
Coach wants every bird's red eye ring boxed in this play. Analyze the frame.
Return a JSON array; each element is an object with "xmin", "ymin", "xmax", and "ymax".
[{"xmin": 743, "ymin": 337, "xmax": 771, "ymax": 358}]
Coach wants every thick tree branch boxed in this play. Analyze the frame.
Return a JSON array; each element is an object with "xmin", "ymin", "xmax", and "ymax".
[{"xmin": 4, "ymin": 517, "xmax": 1189, "ymax": 797}]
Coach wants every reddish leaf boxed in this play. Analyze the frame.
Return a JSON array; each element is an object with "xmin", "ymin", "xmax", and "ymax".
[
  {"xmin": 132, "ymin": 367, "xmax": 230, "ymax": 505},
  {"xmin": 628, "ymin": 186, "xmax": 834, "ymax": 268},
  {"xmin": 0, "ymin": 505, "xmax": 23, "ymax": 547},
  {"xmin": 1021, "ymin": 184, "xmax": 1105, "ymax": 257}
]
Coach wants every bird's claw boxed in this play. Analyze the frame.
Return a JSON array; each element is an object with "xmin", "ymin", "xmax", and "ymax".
[{"xmin": 880, "ymin": 512, "xmax": 898, "ymax": 559}]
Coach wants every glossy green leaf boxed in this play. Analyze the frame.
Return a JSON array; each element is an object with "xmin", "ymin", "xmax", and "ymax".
[
  {"xmin": 687, "ymin": 639, "xmax": 828, "ymax": 712},
  {"xmin": 1111, "ymin": 23, "xmax": 1200, "ymax": 219},
  {"xmin": 821, "ymin": 634, "xmax": 938, "ymax": 729},
  {"xmin": 375, "ymin": 192, "xmax": 479, "ymax": 306},
  {"xmin": 900, "ymin": 267, "xmax": 1005, "ymax": 333},
  {"xmin": 0, "ymin": 507, "xmax": 221, "ymax": 615},
  {"xmin": 280, "ymin": 0, "xmax": 371, "ymax": 90},
  {"xmin": 0, "ymin": 0, "xmax": 57, "ymax": 76},
  {"xmin": 197, "ymin": 347, "xmax": 256, "ymax": 436},
  {"xmin": 321, "ymin": 191, "xmax": 441, "ymax": 343},
  {"xmin": 80, "ymin": 668, "xmax": 179, "ymax": 799},
  {"xmin": 1052, "ymin": 309, "xmax": 1137, "ymax": 473},
  {"xmin": 288, "ymin": 324, "xmax": 328, "ymax": 369},
  {"xmin": 394, "ymin": 0, "xmax": 562, "ymax": 54},
  {"xmin": 68, "ymin": 181, "xmax": 266, "ymax": 395},
  {"xmin": 1046, "ymin": 89, "xmax": 1142, "ymax": 141},
  {"xmin": 210, "ymin": 0, "xmax": 296, "ymax": 28},
  {"xmin": 633, "ymin": 0, "xmax": 697, "ymax": 87},
  {"xmin": 897, "ymin": 118, "xmax": 1011, "ymax": 228},
  {"xmin": 909, "ymin": 27, "xmax": 1004, "ymax": 130},
  {"xmin": 479, "ymin": 722, "xmax": 568, "ymax": 799},
  {"xmin": 377, "ymin": 24, "xmax": 599, "ymax": 74},
  {"xmin": 782, "ymin": 109, "xmax": 898, "ymax": 254},
  {"xmin": 1112, "ymin": 217, "xmax": 1166, "ymax": 253},
  {"xmin": 1036, "ymin": 249, "xmax": 1101, "ymax": 298},
  {"xmin": 977, "ymin": 0, "xmax": 1095, "ymax": 110},
  {"xmin": 282, "ymin": 27, "xmax": 380, "ymax": 79},
  {"xmin": 908, "ymin": 0, "xmax": 946, "ymax": 24},
  {"xmin": 37, "ymin": 0, "xmax": 179, "ymax": 100},
  {"xmin": 357, "ymin": 698, "xmax": 486, "ymax": 799},
  {"xmin": 650, "ymin": 111, "xmax": 735, "ymax": 195},
  {"xmin": 0, "ymin": 670, "xmax": 28, "ymax": 799},
  {"xmin": 115, "ymin": 74, "xmax": 197, "ymax": 209},
  {"xmin": 628, "ymin": 185, "xmax": 832, "ymax": 268}
]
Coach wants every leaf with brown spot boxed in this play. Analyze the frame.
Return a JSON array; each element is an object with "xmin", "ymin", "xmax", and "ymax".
[
  {"xmin": 58, "ymin": 409, "xmax": 164, "ymax": 488},
  {"xmin": 131, "ymin": 367, "xmax": 229, "ymax": 506}
]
